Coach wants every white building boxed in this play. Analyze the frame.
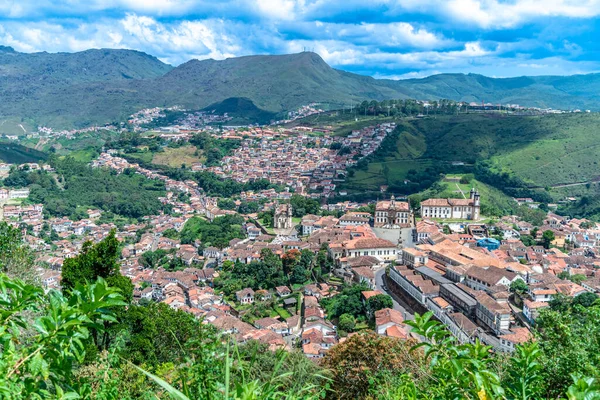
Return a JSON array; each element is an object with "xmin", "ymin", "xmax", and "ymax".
[
  {"xmin": 374, "ymin": 196, "xmax": 411, "ymax": 228},
  {"xmin": 420, "ymin": 189, "xmax": 480, "ymax": 220}
]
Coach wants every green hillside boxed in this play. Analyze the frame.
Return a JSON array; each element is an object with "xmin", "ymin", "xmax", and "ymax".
[
  {"xmin": 0, "ymin": 142, "xmax": 48, "ymax": 164},
  {"xmin": 3, "ymin": 48, "xmax": 600, "ymax": 128},
  {"xmin": 202, "ymin": 97, "xmax": 278, "ymax": 125},
  {"xmin": 0, "ymin": 46, "xmax": 172, "ymax": 129},
  {"xmin": 343, "ymin": 113, "xmax": 600, "ymax": 203},
  {"xmin": 390, "ymin": 73, "xmax": 600, "ymax": 112}
]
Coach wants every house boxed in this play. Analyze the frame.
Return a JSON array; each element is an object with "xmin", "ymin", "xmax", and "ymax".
[
  {"xmin": 523, "ymin": 300, "xmax": 549, "ymax": 323},
  {"xmin": 374, "ymin": 308, "xmax": 407, "ymax": 338},
  {"xmin": 254, "ymin": 317, "xmax": 289, "ymax": 335},
  {"xmin": 203, "ymin": 247, "xmax": 222, "ymax": 259},
  {"xmin": 499, "ymin": 327, "xmax": 532, "ymax": 353},
  {"xmin": 402, "ymin": 248, "xmax": 428, "ymax": 267},
  {"xmin": 275, "ymin": 285, "xmax": 292, "ymax": 297},
  {"xmin": 352, "ymin": 267, "xmax": 376, "ymax": 289},
  {"xmin": 236, "ymin": 288, "xmax": 255, "ymax": 304},
  {"xmin": 255, "ymin": 289, "xmax": 272, "ymax": 301},
  {"xmin": 339, "ymin": 212, "xmax": 370, "ymax": 227},
  {"xmin": 283, "ymin": 297, "xmax": 297, "ymax": 309},
  {"xmin": 464, "ymin": 266, "xmax": 522, "ymax": 292}
]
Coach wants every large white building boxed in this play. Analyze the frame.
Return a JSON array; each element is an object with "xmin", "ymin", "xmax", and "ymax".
[
  {"xmin": 420, "ymin": 189, "xmax": 481, "ymax": 220},
  {"xmin": 374, "ymin": 196, "xmax": 411, "ymax": 228}
]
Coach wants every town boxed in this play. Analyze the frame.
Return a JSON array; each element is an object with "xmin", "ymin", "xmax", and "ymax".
[{"xmin": 2, "ymin": 137, "xmax": 599, "ymax": 360}]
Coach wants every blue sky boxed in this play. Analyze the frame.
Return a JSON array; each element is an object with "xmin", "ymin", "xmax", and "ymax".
[{"xmin": 0, "ymin": 0, "xmax": 599, "ymax": 79}]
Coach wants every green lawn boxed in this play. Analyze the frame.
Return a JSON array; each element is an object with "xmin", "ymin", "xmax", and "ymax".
[
  {"xmin": 274, "ymin": 307, "xmax": 292, "ymax": 319},
  {"xmin": 70, "ymin": 148, "xmax": 97, "ymax": 162},
  {"xmin": 257, "ymin": 219, "xmax": 275, "ymax": 234}
]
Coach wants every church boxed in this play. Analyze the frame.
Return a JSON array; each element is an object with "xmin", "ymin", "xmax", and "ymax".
[
  {"xmin": 274, "ymin": 203, "xmax": 293, "ymax": 230},
  {"xmin": 374, "ymin": 196, "xmax": 412, "ymax": 228},
  {"xmin": 420, "ymin": 188, "xmax": 481, "ymax": 220}
]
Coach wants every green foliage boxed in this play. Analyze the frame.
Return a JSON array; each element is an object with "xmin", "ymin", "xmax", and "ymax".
[
  {"xmin": 202, "ymin": 97, "xmax": 278, "ymax": 125},
  {"xmin": 0, "ymin": 274, "xmax": 125, "ymax": 398},
  {"xmin": 238, "ymin": 201, "xmax": 262, "ymax": 214},
  {"xmin": 510, "ymin": 279, "xmax": 529, "ymax": 296},
  {"xmin": 194, "ymin": 171, "xmax": 282, "ymax": 198},
  {"xmin": 0, "ymin": 142, "xmax": 47, "ymax": 163},
  {"xmin": 26, "ymin": 157, "xmax": 166, "ymax": 219},
  {"xmin": 289, "ymin": 195, "xmax": 320, "ymax": 218},
  {"xmin": 189, "ymin": 132, "xmax": 241, "ymax": 166},
  {"xmin": 514, "ymin": 206, "xmax": 547, "ymax": 227},
  {"xmin": 321, "ymin": 284, "xmax": 369, "ymax": 319},
  {"xmin": 569, "ymin": 274, "xmax": 587, "ymax": 285},
  {"xmin": 61, "ymin": 231, "xmax": 132, "ymax": 304},
  {"xmin": 215, "ymin": 249, "xmax": 287, "ymax": 296},
  {"xmin": 121, "ymin": 302, "xmax": 214, "ymax": 367},
  {"xmin": 404, "ymin": 312, "xmax": 505, "ymax": 398},
  {"xmin": 572, "ymin": 292, "xmax": 599, "ymax": 308},
  {"xmin": 179, "ymin": 215, "xmax": 244, "ymax": 248},
  {"xmin": 366, "ymin": 294, "xmax": 394, "ymax": 315},
  {"xmin": 3, "ymin": 168, "xmax": 56, "ymax": 189},
  {"xmin": 323, "ymin": 332, "xmax": 423, "ymax": 400},
  {"xmin": 337, "ymin": 313, "xmax": 356, "ymax": 332},
  {"xmin": 542, "ymin": 230, "xmax": 555, "ymax": 249},
  {"xmin": 258, "ymin": 210, "xmax": 274, "ymax": 228},
  {"xmin": 281, "ymin": 249, "xmax": 315, "ymax": 285},
  {"xmin": 535, "ymin": 301, "xmax": 600, "ymax": 397},
  {"xmin": 139, "ymin": 249, "xmax": 170, "ymax": 269},
  {"xmin": 0, "ymin": 222, "xmax": 37, "ymax": 283},
  {"xmin": 218, "ymin": 198, "xmax": 237, "ymax": 210}
]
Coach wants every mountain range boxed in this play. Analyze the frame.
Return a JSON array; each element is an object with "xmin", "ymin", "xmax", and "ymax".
[{"xmin": 1, "ymin": 46, "xmax": 599, "ymax": 130}]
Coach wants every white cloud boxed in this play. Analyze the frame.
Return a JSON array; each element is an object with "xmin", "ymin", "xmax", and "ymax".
[
  {"xmin": 0, "ymin": 15, "xmax": 244, "ymax": 64},
  {"xmin": 254, "ymin": 0, "xmax": 303, "ymax": 20},
  {"xmin": 436, "ymin": 0, "xmax": 600, "ymax": 28},
  {"xmin": 359, "ymin": 22, "xmax": 448, "ymax": 48}
]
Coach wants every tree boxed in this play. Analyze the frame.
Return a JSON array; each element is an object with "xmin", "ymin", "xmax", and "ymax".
[
  {"xmin": 61, "ymin": 230, "xmax": 126, "ymax": 293},
  {"xmin": 121, "ymin": 302, "xmax": 215, "ymax": 366},
  {"xmin": 322, "ymin": 332, "xmax": 424, "ymax": 399},
  {"xmin": 366, "ymin": 294, "xmax": 394, "ymax": 315},
  {"xmin": 542, "ymin": 230, "xmax": 555, "ymax": 249},
  {"xmin": 572, "ymin": 292, "xmax": 599, "ymax": 308},
  {"xmin": 535, "ymin": 302, "xmax": 600, "ymax": 397},
  {"xmin": 569, "ymin": 274, "xmax": 587, "ymax": 285},
  {"xmin": 338, "ymin": 313, "xmax": 356, "ymax": 332},
  {"xmin": 549, "ymin": 292, "xmax": 572, "ymax": 312},
  {"xmin": 0, "ymin": 274, "xmax": 125, "ymax": 398},
  {"xmin": 0, "ymin": 222, "xmax": 37, "ymax": 283},
  {"xmin": 139, "ymin": 249, "xmax": 169, "ymax": 269},
  {"xmin": 510, "ymin": 279, "xmax": 529, "ymax": 296}
]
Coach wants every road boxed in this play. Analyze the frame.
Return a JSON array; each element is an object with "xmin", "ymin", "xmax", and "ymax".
[{"xmin": 375, "ymin": 268, "xmax": 414, "ymax": 321}]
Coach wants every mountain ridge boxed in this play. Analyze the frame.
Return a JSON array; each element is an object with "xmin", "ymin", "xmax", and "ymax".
[{"xmin": 0, "ymin": 47, "xmax": 599, "ymax": 129}]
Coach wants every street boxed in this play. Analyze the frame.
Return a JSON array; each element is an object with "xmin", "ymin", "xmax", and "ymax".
[{"xmin": 375, "ymin": 268, "xmax": 414, "ymax": 321}]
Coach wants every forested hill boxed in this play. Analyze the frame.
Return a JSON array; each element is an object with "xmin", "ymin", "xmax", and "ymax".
[{"xmin": 1, "ymin": 48, "xmax": 600, "ymax": 129}]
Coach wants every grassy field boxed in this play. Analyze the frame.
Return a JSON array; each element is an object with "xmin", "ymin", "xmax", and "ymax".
[{"xmin": 151, "ymin": 145, "xmax": 205, "ymax": 168}]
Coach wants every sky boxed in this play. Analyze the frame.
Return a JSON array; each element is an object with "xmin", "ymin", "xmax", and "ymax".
[{"xmin": 0, "ymin": 0, "xmax": 599, "ymax": 79}]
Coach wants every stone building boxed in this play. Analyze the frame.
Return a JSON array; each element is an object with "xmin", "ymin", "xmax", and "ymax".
[
  {"xmin": 374, "ymin": 196, "xmax": 411, "ymax": 228},
  {"xmin": 274, "ymin": 203, "xmax": 293, "ymax": 230}
]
